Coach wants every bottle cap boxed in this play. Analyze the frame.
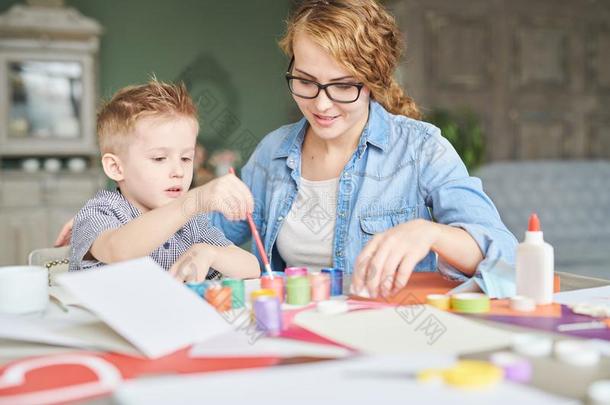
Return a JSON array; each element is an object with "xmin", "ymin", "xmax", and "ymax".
[{"xmin": 528, "ymin": 213, "xmax": 541, "ymax": 232}]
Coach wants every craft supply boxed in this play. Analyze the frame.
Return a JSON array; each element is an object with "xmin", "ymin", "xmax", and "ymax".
[
  {"xmin": 253, "ymin": 296, "xmax": 283, "ymax": 336},
  {"xmin": 55, "ymin": 257, "xmax": 232, "ymax": 358},
  {"xmin": 450, "ymin": 293, "xmax": 490, "ymax": 313},
  {"xmin": 554, "ymin": 340, "xmax": 601, "ymax": 366},
  {"xmin": 261, "ymin": 274, "xmax": 285, "ymax": 303},
  {"xmin": 205, "ymin": 284, "xmax": 232, "ymax": 312},
  {"xmin": 228, "ymin": 167, "xmax": 273, "ymax": 279},
  {"xmin": 285, "ymin": 267, "xmax": 308, "ymax": 277},
  {"xmin": 185, "ymin": 281, "xmax": 211, "ymax": 297},
  {"xmin": 444, "ymin": 360, "xmax": 503, "ymax": 389},
  {"xmin": 489, "ymin": 351, "xmax": 532, "ymax": 383},
  {"xmin": 426, "ymin": 294, "xmax": 450, "ymax": 310},
  {"xmin": 310, "ymin": 272, "xmax": 331, "ymax": 302},
  {"xmin": 588, "ymin": 380, "xmax": 610, "ymax": 405},
  {"xmin": 249, "ymin": 288, "xmax": 277, "ymax": 321},
  {"xmin": 570, "ymin": 303, "xmax": 610, "ymax": 318},
  {"xmin": 509, "ymin": 295, "xmax": 536, "ymax": 312},
  {"xmin": 418, "ymin": 360, "xmax": 503, "ymax": 389},
  {"xmin": 0, "ymin": 265, "xmax": 49, "ymax": 314},
  {"xmin": 557, "ymin": 321, "xmax": 608, "ymax": 332},
  {"xmin": 250, "ymin": 289, "xmax": 277, "ymax": 302},
  {"xmin": 516, "ymin": 213, "xmax": 554, "ymax": 305},
  {"xmin": 321, "ymin": 268, "xmax": 343, "ymax": 296},
  {"xmin": 511, "ymin": 334, "xmax": 553, "ymax": 357},
  {"xmin": 222, "ymin": 279, "xmax": 246, "ymax": 309},
  {"xmin": 317, "ymin": 300, "xmax": 349, "ymax": 315},
  {"xmin": 286, "ymin": 276, "xmax": 311, "ymax": 305}
]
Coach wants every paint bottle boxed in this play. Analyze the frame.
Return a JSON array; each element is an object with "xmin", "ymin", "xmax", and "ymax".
[
  {"xmin": 309, "ymin": 272, "xmax": 331, "ymax": 301},
  {"xmin": 222, "ymin": 278, "xmax": 245, "ymax": 309},
  {"xmin": 321, "ymin": 268, "xmax": 343, "ymax": 296},
  {"xmin": 286, "ymin": 276, "xmax": 311, "ymax": 305},
  {"xmin": 253, "ymin": 296, "xmax": 283, "ymax": 336},
  {"xmin": 261, "ymin": 273, "xmax": 285, "ymax": 303},
  {"xmin": 516, "ymin": 213, "xmax": 554, "ymax": 305}
]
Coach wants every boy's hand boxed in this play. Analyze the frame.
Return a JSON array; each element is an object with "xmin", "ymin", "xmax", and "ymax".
[
  {"xmin": 54, "ymin": 217, "xmax": 75, "ymax": 247},
  {"xmin": 170, "ymin": 244, "xmax": 218, "ymax": 283},
  {"xmin": 187, "ymin": 173, "xmax": 254, "ymax": 221}
]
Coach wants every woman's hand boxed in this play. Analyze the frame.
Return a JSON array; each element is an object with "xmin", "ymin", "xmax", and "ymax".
[
  {"xmin": 170, "ymin": 243, "xmax": 218, "ymax": 283},
  {"xmin": 351, "ymin": 219, "xmax": 441, "ymax": 298},
  {"xmin": 54, "ymin": 217, "xmax": 75, "ymax": 247}
]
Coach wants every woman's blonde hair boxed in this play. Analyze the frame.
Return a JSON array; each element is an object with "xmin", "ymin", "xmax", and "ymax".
[{"xmin": 279, "ymin": 0, "xmax": 421, "ymax": 119}]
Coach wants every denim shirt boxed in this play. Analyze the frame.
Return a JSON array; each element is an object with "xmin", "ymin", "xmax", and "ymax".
[{"xmin": 212, "ymin": 101, "xmax": 518, "ymax": 298}]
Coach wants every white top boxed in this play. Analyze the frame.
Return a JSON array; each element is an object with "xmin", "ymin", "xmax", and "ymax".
[{"xmin": 276, "ymin": 176, "xmax": 339, "ymax": 273}]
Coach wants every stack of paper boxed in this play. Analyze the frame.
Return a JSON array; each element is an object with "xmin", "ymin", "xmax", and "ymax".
[{"xmin": 0, "ymin": 258, "xmax": 232, "ymax": 358}]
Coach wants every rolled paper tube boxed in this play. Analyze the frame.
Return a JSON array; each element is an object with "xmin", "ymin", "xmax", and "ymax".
[
  {"xmin": 450, "ymin": 293, "xmax": 490, "ymax": 314},
  {"xmin": 426, "ymin": 294, "xmax": 451, "ymax": 310}
]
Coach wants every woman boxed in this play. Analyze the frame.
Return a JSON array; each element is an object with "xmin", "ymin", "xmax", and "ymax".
[
  {"xmin": 212, "ymin": 0, "xmax": 517, "ymax": 298},
  {"xmin": 57, "ymin": 0, "xmax": 517, "ymax": 299}
]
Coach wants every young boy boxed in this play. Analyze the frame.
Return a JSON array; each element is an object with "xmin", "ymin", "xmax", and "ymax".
[{"xmin": 69, "ymin": 79, "xmax": 259, "ymax": 282}]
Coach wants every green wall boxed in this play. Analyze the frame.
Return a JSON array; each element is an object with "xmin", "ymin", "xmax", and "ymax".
[{"xmin": 0, "ymin": 0, "xmax": 295, "ymax": 159}]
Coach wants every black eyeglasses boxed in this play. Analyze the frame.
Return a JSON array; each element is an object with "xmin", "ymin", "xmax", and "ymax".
[{"xmin": 284, "ymin": 57, "xmax": 364, "ymax": 103}]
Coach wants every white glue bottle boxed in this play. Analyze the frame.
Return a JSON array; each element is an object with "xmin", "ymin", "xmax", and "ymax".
[{"xmin": 516, "ymin": 213, "xmax": 555, "ymax": 304}]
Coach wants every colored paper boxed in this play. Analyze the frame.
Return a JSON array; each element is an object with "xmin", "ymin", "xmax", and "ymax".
[
  {"xmin": 189, "ymin": 329, "xmax": 352, "ymax": 358},
  {"xmin": 349, "ymin": 272, "xmax": 563, "ymax": 318},
  {"xmin": 113, "ymin": 354, "xmax": 576, "ymax": 405},
  {"xmin": 293, "ymin": 306, "xmax": 515, "ymax": 355},
  {"xmin": 483, "ymin": 305, "xmax": 610, "ymax": 340},
  {"xmin": 0, "ymin": 349, "xmax": 278, "ymax": 404}
]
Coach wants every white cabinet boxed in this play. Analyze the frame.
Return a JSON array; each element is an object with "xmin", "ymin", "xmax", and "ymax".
[
  {"xmin": 0, "ymin": 171, "xmax": 106, "ymax": 264},
  {"xmin": 0, "ymin": 209, "xmax": 48, "ymax": 266},
  {"xmin": 0, "ymin": 2, "xmax": 104, "ymax": 265}
]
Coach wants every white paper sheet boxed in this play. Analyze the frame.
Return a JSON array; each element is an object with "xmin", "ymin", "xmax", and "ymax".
[
  {"xmin": 56, "ymin": 257, "xmax": 232, "ymax": 358},
  {"xmin": 49, "ymin": 286, "xmax": 82, "ymax": 308},
  {"xmin": 0, "ymin": 312, "xmax": 142, "ymax": 356},
  {"xmin": 554, "ymin": 285, "xmax": 610, "ymax": 306},
  {"xmin": 114, "ymin": 354, "xmax": 576, "ymax": 405},
  {"xmin": 189, "ymin": 329, "xmax": 352, "ymax": 358},
  {"xmin": 293, "ymin": 305, "xmax": 514, "ymax": 355}
]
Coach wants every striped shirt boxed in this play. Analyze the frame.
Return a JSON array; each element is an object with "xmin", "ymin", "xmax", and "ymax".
[{"xmin": 69, "ymin": 189, "xmax": 230, "ymax": 279}]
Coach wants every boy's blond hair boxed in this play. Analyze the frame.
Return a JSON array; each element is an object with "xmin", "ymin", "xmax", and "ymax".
[{"xmin": 97, "ymin": 79, "xmax": 198, "ymax": 154}]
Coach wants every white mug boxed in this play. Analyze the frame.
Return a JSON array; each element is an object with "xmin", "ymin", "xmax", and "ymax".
[{"xmin": 0, "ymin": 266, "xmax": 49, "ymax": 314}]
